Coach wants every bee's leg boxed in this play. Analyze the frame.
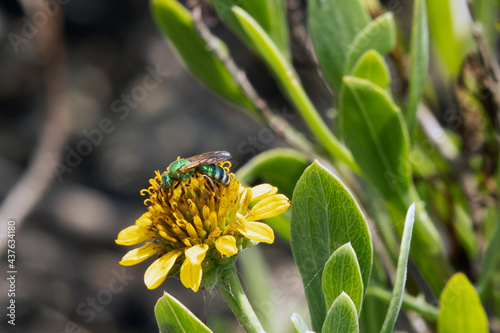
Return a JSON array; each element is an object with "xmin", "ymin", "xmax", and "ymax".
[
  {"xmin": 203, "ymin": 175, "xmax": 218, "ymax": 195},
  {"xmin": 173, "ymin": 181, "xmax": 182, "ymax": 190}
]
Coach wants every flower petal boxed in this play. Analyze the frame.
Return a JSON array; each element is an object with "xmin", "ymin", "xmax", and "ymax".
[
  {"xmin": 144, "ymin": 250, "xmax": 182, "ymax": 289},
  {"xmin": 135, "ymin": 212, "xmax": 152, "ymax": 227},
  {"xmin": 238, "ymin": 221, "xmax": 275, "ymax": 244},
  {"xmin": 119, "ymin": 242, "xmax": 162, "ymax": 266},
  {"xmin": 180, "ymin": 244, "xmax": 209, "ymax": 292},
  {"xmin": 115, "ymin": 225, "xmax": 155, "ymax": 246},
  {"xmin": 247, "ymin": 194, "xmax": 290, "ymax": 221},
  {"xmin": 250, "ymin": 184, "xmax": 277, "ymax": 202},
  {"xmin": 184, "ymin": 244, "xmax": 209, "ymax": 264},
  {"xmin": 215, "ymin": 235, "xmax": 238, "ymax": 256}
]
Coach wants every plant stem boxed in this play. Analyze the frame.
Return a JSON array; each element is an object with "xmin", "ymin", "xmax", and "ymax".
[
  {"xmin": 232, "ymin": 7, "xmax": 360, "ymax": 173},
  {"xmin": 219, "ymin": 263, "xmax": 265, "ymax": 333},
  {"xmin": 367, "ymin": 285, "xmax": 439, "ymax": 322},
  {"xmin": 476, "ymin": 211, "xmax": 500, "ymax": 299}
]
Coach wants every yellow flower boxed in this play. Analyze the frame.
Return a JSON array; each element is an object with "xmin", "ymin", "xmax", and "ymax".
[{"xmin": 116, "ymin": 162, "xmax": 290, "ymax": 292}]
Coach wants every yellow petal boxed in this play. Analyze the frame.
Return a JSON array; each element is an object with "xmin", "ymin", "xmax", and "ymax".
[
  {"xmin": 180, "ymin": 244, "xmax": 209, "ymax": 292},
  {"xmin": 115, "ymin": 225, "xmax": 155, "ymax": 246},
  {"xmin": 215, "ymin": 235, "xmax": 238, "ymax": 256},
  {"xmin": 119, "ymin": 242, "xmax": 162, "ymax": 266},
  {"xmin": 185, "ymin": 244, "xmax": 209, "ymax": 264},
  {"xmin": 247, "ymin": 194, "xmax": 290, "ymax": 221},
  {"xmin": 238, "ymin": 221, "xmax": 275, "ymax": 244},
  {"xmin": 238, "ymin": 188, "xmax": 252, "ymax": 213},
  {"xmin": 144, "ymin": 250, "xmax": 182, "ymax": 289},
  {"xmin": 250, "ymin": 184, "xmax": 277, "ymax": 202},
  {"xmin": 185, "ymin": 222, "xmax": 199, "ymax": 239},
  {"xmin": 135, "ymin": 212, "xmax": 152, "ymax": 227}
]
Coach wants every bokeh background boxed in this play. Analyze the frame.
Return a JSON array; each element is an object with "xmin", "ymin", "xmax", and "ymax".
[{"xmin": 0, "ymin": 0, "xmax": 315, "ymax": 332}]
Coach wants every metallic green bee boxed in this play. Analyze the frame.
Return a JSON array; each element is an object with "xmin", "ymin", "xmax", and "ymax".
[{"xmin": 159, "ymin": 151, "xmax": 231, "ymax": 194}]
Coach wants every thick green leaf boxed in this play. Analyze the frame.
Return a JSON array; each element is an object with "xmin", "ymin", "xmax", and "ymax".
[
  {"xmin": 155, "ymin": 292, "xmax": 213, "ymax": 333},
  {"xmin": 380, "ymin": 203, "xmax": 415, "ymax": 333},
  {"xmin": 340, "ymin": 76, "xmax": 448, "ymax": 294},
  {"xmin": 212, "ymin": 0, "xmax": 289, "ymax": 60},
  {"xmin": 151, "ymin": 0, "xmax": 254, "ymax": 111},
  {"xmin": 290, "ymin": 313, "xmax": 310, "ymax": 333},
  {"xmin": 322, "ymin": 243, "xmax": 364, "ymax": 316},
  {"xmin": 438, "ymin": 273, "xmax": 488, "ymax": 333},
  {"xmin": 350, "ymin": 50, "xmax": 390, "ymax": 90},
  {"xmin": 340, "ymin": 76, "xmax": 411, "ymax": 200},
  {"xmin": 291, "ymin": 161, "xmax": 372, "ymax": 331},
  {"xmin": 344, "ymin": 12, "xmax": 396, "ymax": 74},
  {"xmin": 322, "ymin": 292, "xmax": 359, "ymax": 333},
  {"xmin": 406, "ymin": 0, "xmax": 429, "ymax": 139},
  {"xmin": 308, "ymin": 0, "xmax": 371, "ymax": 92},
  {"xmin": 231, "ymin": 6, "xmax": 359, "ymax": 171},
  {"xmin": 235, "ymin": 148, "xmax": 309, "ymax": 200}
]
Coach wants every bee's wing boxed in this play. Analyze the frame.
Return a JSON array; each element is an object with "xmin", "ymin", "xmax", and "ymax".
[{"xmin": 179, "ymin": 151, "xmax": 231, "ymax": 172}]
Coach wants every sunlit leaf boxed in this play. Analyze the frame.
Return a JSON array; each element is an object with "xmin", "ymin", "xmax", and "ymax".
[{"xmin": 291, "ymin": 161, "xmax": 372, "ymax": 331}]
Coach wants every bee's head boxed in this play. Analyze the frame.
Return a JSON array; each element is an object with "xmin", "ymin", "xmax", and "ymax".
[{"xmin": 161, "ymin": 172, "xmax": 173, "ymax": 190}]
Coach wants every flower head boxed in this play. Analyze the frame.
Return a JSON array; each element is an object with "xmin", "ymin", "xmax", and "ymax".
[{"xmin": 116, "ymin": 161, "xmax": 290, "ymax": 292}]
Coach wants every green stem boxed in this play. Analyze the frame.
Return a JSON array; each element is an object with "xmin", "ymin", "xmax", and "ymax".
[
  {"xmin": 368, "ymin": 286, "xmax": 439, "ymax": 322},
  {"xmin": 232, "ymin": 7, "xmax": 360, "ymax": 173},
  {"xmin": 476, "ymin": 211, "xmax": 500, "ymax": 299},
  {"xmin": 219, "ymin": 263, "xmax": 264, "ymax": 333}
]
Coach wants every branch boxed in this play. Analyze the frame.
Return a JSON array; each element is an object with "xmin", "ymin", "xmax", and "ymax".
[{"xmin": 0, "ymin": 1, "xmax": 71, "ymax": 251}]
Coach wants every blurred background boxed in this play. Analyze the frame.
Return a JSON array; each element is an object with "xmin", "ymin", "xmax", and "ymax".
[
  {"xmin": 0, "ymin": 0, "xmax": 311, "ymax": 332},
  {"xmin": 2, "ymin": 0, "xmax": 496, "ymax": 332}
]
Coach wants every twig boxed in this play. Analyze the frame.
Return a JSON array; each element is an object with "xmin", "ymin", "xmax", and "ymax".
[
  {"xmin": 0, "ymin": 0, "xmax": 71, "ymax": 251},
  {"xmin": 190, "ymin": 5, "xmax": 320, "ymax": 162}
]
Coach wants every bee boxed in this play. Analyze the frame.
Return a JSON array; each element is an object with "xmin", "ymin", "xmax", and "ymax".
[{"xmin": 158, "ymin": 151, "xmax": 231, "ymax": 196}]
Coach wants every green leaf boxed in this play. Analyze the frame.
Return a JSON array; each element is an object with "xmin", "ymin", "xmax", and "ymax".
[
  {"xmin": 322, "ymin": 243, "xmax": 364, "ymax": 316},
  {"xmin": 427, "ymin": 0, "xmax": 474, "ymax": 78},
  {"xmin": 308, "ymin": 0, "xmax": 371, "ymax": 91},
  {"xmin": 291, "ymin": 161, "xmax": 372, "ymax": 331},
  {"xmin": 340, "ymin": 76, "xmax": 448, "ymax": 294},
  {"xmin": 406, "ymin": 0, "xmax": 429, "ymax": 140},
  {"xmin": 231, "ymin": 6, "xmax": 359, "ymax": 172},
  {"xmin": 340, "ymin": 76, "xmax": 411, "ymax": 200},
  {"xmin": 235, "ymin": 148, "xmax": 309, "ymax": 200},
  {"xmin": 155, "ymin": 292, "xmax": 213, "ymax": 333},
  {"xmin": 344, "ymin": 12, "xmax": 396, "ymax": 74},
  {"xmin": 477, "ymin": 212, "xmax": 500, "ymax": 299},
  {"xmin": 380, "ymin": 203, "xmax": 415, "ymax": 333},
  {"xmin": 322, "ymin": 292, "xmax": 359, "ymax": 333},
  {"xmin": 438, "ymin": 273, "xmax": 489, "ymax": 333},
  {"xmin": 290, "ymin": 313, "xmax": 310, "ymax": 333},
  {"xmin": 235, "ymin": 149, "xmax": 309, "ymax": 241},
  {"xmin": 350, "ymin": 50, "xmax": 391, "ymax": 90},
  {"xmin": 212, "ymin": 0, "xmax": 290, "ymax": 60},
  {"xmin": 151, "ymin": 0, "xmax": 254, "ymax": 112}
]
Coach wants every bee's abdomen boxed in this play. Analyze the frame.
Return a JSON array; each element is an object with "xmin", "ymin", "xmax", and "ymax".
[{"xmin": 198, "ymin": 164, "xmax": 230, "ymax": 186}]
